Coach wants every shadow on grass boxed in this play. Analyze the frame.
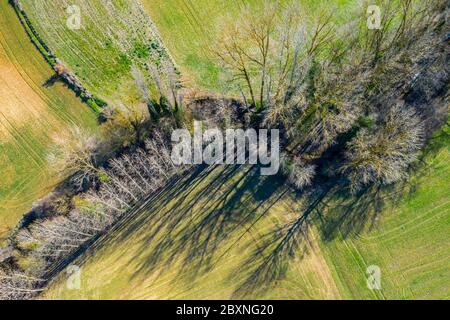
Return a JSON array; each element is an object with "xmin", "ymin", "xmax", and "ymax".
[
  {"xmin": 229, "ymin": 176, "xmax": 423, "ymax": 298},
  {"xmin": 230, "ymin": 126, "xmax": 450, "ymax": 298},
  {"xmin": 54, "ymin": 125, "xmax": 448, "ymax": 298},
  {"xmin": 126, "ymin": 165, "xmax": 287, "ymax": 280},
  {"xmin": 43, "ymin": 74, "xmax": 60, "ymax": 87}
]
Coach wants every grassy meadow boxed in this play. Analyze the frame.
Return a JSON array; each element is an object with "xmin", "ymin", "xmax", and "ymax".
[{"xmin": 0, "ymin": 1, "xmax": 98, "ymax": 239}]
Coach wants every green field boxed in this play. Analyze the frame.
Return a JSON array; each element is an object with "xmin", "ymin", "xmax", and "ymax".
[
  {"xmin": 44, "ymin": 126, "xmax": 449, "ymax": 299},
  {"xmin": 141, "ymin": 0, "xmax": 358, "ymax": 92},
  {"xmin": 21, "ymin": 0, "xmax": 175, "ymax": 106},
  {"xmin": 319, "ymin": 132, "xmax": 450, "ymax": 299},
  {"xmin": 0, "ymin": 1, "xmax": 97, "ymax": 239}
]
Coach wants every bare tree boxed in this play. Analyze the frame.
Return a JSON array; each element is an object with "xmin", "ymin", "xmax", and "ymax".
[
  {"xmin": 359, "ymin": 0, "xmax": 442, "ymax": 65},
  {"xmin": 214, "ymin": 1, "xmax": 336, "ymax": 119},
  {"xmin": 342, "ymin": 104, "xmax": 424, "ymax": 193},
  {"xmin": 78, "ymin": 130, "xmax": 177, "ymax": 221},
  {"xmin": 281, "ymin": 154, "xmax": 317, "ymax": 190},
  {"xmin": 48, "ymin": 126, "xmax": 98, "ymax": 190},
  {"xmin": 0, "ymin": 269, "xmax": 44, "ymax": 300},
  {"xmin": 214, "ymin": 2, "xmax": 302, "ymax": 109}
]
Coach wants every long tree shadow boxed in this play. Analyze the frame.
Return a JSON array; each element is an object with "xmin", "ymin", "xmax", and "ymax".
[
  {"xmin": 319, "ymin": 185, "xmax": 388, "ymax": 241},
  {"xmin": 49, "ymin": 166, "xmax": 214, "ymax": 278},
  {"xmin": 229, "ymin": 182, "xmax": 334, "ymax": 298},
  {"xmin": 65, "ymin": 163, "xmax": 288, "ymax": 290},
  {"xmin": 67, "ymin": 165, "xmax": 415, "ymax": 298},
  {"xmin": 43, "ymin": 74, "xmax": 60, "ymax": 87},
  {"xmin": 124, "ymin": 164, "xmax": 288, "ymax": 284},
  {"xmin": 58, "ymin": 125, "xmax": 447, "ymax": 298},
  {"xmin": 230, "ymin": 152, "xmax": 438, "ymax": 298}
]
